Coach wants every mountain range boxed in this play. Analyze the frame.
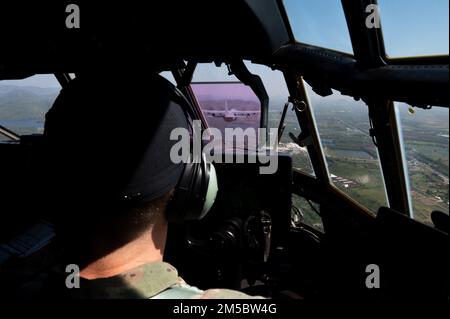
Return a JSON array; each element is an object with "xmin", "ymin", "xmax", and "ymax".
[{"xmin": 0, "ymin": 85, "xmax": 60, "ymax": 121}]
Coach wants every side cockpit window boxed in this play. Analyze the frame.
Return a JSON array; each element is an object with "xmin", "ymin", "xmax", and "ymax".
[
  {"xmin": 0, "ymin": 75, "xmax": 60, "ymax": 141},
  {"xmin": 396, "ymin": 104, "xmax": 449, "ymax": 225},
  {"xmin": 306, "ymin": 84, "xmax": 389, "ymax": 213}
]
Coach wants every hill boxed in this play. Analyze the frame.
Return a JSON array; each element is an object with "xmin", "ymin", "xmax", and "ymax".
[{"xmin": 0, "ymin": 85, "xmax": 59, "ymax": 121}]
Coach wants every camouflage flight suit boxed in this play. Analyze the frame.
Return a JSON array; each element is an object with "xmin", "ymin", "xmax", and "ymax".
[{"xmin": 65, "ymin": 262, "xmax": 263, "ymax": 299}]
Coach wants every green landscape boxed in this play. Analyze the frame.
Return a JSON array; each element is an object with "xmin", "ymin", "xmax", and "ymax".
[
  {"xmin": 0, "ymin": 85, "xmax": 59, "ymax": 139},
  {"xmin": 269, "ymin": 95, "xmax": 449, "ymax": 227}
]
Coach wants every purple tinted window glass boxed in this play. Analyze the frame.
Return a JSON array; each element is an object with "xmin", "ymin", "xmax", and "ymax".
[{"xmin": 191, "ymin": 82, "xmax": 261, "ymax": 151}]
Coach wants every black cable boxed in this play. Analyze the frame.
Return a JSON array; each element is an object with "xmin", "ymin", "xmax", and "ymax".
[{"xmin": 306, "ymin": 199, "xmax": 321, "ymax": 217}]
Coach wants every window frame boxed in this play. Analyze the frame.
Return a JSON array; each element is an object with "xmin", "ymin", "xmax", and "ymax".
[
  {"xmin": 393, "ymin": 103, "xmax": 449, "ymax": 221},
  {"xmin": 0, "ymin": 73, "xmax": 61, "ymax": 140}
]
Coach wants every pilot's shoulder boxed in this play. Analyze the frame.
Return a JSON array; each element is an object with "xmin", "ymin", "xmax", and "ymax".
[
  {"xmin": 198, "ymin": 288, "xmax": 265, "ymax": 299},
  {"xmin": 151, "ymin": 282, "xmax": 264, "ymax": 299}
]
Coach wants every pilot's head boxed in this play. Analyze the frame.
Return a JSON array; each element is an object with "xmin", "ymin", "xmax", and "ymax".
[{"xmin": 43, "ymin": 71, "xmax": 190, "ymax": 269}]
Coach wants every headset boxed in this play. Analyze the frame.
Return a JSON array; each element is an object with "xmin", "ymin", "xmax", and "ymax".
[
  {"xmin": 45, "ymin": 73, "xmax": 218, "ymax": 224},
  {"xmin": 154, "ymin": 75, "xmax": 218, "ymax": 223}
]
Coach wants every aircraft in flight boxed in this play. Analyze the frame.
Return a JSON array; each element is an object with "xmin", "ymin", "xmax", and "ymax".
[{"xmin": 203, "ymin": 100, "xmax": 260, "ymax": 122}]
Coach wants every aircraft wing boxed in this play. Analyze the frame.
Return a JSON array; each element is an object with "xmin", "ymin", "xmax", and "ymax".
[
  {"xmin": 203, "ymin": 110, "xmax": 260, "ymax": 118},
  {"xmin": 203, "ymin": 110, "xmax": 227, "ymax": 117},
  {"xmin": 233, "ymin": 111, "xmax": 260, "ymax": 117}
]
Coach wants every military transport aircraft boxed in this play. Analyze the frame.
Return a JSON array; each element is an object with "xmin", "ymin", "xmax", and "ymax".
[
  {"xmin": 0, "ymin": 0, "xmax": 448, "ymax": 302},
  {"xmin": 203, "ymin": 101, "xmax": 260, "ymax": 122}
]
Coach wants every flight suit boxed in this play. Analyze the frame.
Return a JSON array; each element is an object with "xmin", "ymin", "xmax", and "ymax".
[{"xmin": 64, "ymin": 262, "xmax": 263, "ymax": 299}]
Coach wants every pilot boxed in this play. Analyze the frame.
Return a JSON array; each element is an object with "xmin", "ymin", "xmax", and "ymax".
[{"xmin": 41, "ymin": 70, "xmax": 261, "ymax": 299}]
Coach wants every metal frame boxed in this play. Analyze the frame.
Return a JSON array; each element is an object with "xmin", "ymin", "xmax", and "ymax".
[
  {"xmin": 54, "ymin": 73, "xmax": 71, "ymax": 87},
  {"xmin": 275, "ymin": 0, "xmax": 448, "ymax": 217},
  {"xmin": 282, "ymin": 72, "xmax": 330, "ymax": 184},
  {"xmin": 0, "ymin": 125, "xmax": 20, "ymax": 141},
  {"xmin": 341, "ymin": 0, "xmax": 412, "ymax": 215},
  {"xmin": 172, "ymin": 67, "xmax": 209, "ymax": 129},
  {"xmin": 228, "ymin": 60, "xmax": 270, "ymax": 131}
]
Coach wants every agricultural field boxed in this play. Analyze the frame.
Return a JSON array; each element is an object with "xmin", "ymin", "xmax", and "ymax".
[{"xmin": 270, "ymin": 97, "xmax": 448, "ymax": 226}]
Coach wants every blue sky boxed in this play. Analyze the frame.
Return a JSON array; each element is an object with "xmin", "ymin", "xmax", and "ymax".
[
  {"xmin": 284, "ymin": 0, "xmax": 354, "ymax": 53},
  {"xmin": 378, "ymin": 0, "xmax": 449, "ymax": 56},
  {"xmin": 1, "ymin": 0, "xmax": 448, "ymax": 95},
  {"xmin": 284, "ymin": 0, "xmax": 449, "ymax": 56},
  {"xmin": 1, "ymin": 74, "xmax": 61, "ymax": 88}
]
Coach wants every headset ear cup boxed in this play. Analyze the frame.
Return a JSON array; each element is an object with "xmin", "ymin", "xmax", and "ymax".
[
  {"xmin": 167, "ymin": 159, "xmax": 218, "ymax": 222},
  {"xmin": 199, "ymin": 161, "xmax": 218, "ymax": 219}
]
